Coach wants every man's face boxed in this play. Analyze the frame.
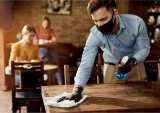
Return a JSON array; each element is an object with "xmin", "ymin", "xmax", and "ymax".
[{"xmin": 91, "ymin": 7, "xmax": 113, "ymax": 27}]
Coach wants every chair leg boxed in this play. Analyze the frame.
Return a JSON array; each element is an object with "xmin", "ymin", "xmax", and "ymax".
[
  {"xmin": 157, "ymin": 63, "xmax": 160, "ymax": 81},
  {"xmin": 26, "ymin": 101, "xmax": 42, "ymax": 112},
  {"xmin": 12, "ymin": 101, "xmax": 17, "ymax": 113},
  {"xmin": 64, "ymin": 65, "xmax": 70, "ymax": 85}
]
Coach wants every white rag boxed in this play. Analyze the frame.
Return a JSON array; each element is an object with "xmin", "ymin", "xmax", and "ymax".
[{"xmin": 45, "ymin": 92, "xmax": 87, "ymax": 108}]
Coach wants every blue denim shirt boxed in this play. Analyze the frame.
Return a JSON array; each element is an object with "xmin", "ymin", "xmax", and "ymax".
[{"xmin": 74, "ymin": 14, "xmax": 150, "ymax": 87}]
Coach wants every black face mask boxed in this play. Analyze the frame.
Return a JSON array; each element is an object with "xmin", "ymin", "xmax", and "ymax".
[{"xmin": 97, "ymin": 16, "xmax": 115, "ymax": 34}]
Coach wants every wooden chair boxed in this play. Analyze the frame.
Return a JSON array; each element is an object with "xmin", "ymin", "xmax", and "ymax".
[
  {"xmin": 144, "ymin": 60, "xmax": 160, "ymax": 81},
  {"xmin": 11, "ymin": 61, "xmax": 45, "ymax": 113},
  {"xmin": 64, "ymin": 65, "xmax": 77, "ymax": 85},
  {"xmin": 64, "ymin": 52, "xmax": 103, "ymax": 85}
]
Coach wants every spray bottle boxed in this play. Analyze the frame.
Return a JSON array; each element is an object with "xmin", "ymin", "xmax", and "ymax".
[{"xmin": 115, "ymin": 56, "xmax": 129, "ymax": 80}]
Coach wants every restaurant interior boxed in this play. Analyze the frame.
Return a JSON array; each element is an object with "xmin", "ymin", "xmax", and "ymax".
[{"xmin": 0, "ymin": 0, "xmax": 160, "ymax": 113}]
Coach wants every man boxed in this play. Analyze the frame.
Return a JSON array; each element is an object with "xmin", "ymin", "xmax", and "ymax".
[{"xmin": 58, "ymin": 0, "xmax": 150, "ymax": 103}]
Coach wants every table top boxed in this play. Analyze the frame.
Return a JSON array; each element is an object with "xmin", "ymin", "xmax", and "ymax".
[
  {"xmin": 7, "ymin": 42, "xmax": 83, "ymax": 48},
  {"xmin": 44, "ymin": 64, "xmax": 58, "ymax": 71},
  {"xmin": 6, "ymin": 42, "xmax": 56, "ymax": 48},
  {"xmin": 41, "ymin": 82, "xmax": 160, "ymax": 113},
  {"xmin": 38, "ymin": 42, "xmax": 56, "ymax": 48}
]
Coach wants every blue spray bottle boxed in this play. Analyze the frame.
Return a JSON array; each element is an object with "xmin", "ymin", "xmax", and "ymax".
[{"xmin": 115, "ymin": 56, "xmax": 129, "ymax": 80}]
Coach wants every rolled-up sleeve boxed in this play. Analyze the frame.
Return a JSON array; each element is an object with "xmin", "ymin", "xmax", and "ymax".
[
  {"xmin": 74, "ymin": 31, "xmax": 101, "ymax": 87},
  {"xmin": 133, "ymin": 19, "xmax": 150, "ymax": 62}
]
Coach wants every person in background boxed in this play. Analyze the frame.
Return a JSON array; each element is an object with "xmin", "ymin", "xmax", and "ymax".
[
  {"xmin": 9, "ymin": 25, "xmax": 39, "ymax": 64},
  {"xmin": 5, "ymin": 25, "xmax": 40, "ymax": 88},
  {"xmin": 57, "ymin": 0, "xmax": 150, "ymax": 103},
  {"xmin": 16, "ymin": 25, "xmax": 38, "ymax": 44},
  {"xmin": 36, "ymin": 16, "xmax": 63, "ymax": 85},
  {"xmin": 36, "ymin": 16, "xmax": 57, "ymax": 62}
]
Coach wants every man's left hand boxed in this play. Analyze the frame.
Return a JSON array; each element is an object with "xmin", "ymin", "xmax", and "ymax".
[{"xmin": 57, "ymin": 86, "xmax": 83, "ymax": 103}]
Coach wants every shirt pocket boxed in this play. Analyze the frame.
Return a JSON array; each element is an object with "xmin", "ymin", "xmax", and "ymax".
[
  {"xmin": 111, "ymin": 39, "xmax": 134, "ymax": 58},
  {"xmin": 117, "ymin": 32, "xmax": 136, "ymax": 48}
]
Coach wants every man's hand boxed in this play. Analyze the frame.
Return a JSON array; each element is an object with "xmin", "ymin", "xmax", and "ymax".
[
  {"xmin": 118, "ymin": 56, "xmax": 137, "ymax": 74},
  {"xmin": 57, "ymin": 86, "xmax": 83, "ymax": 103}
]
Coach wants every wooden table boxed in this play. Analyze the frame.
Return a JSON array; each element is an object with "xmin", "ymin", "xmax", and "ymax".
[
  {"xmin": 44, "ymin": 64, "xmax": 58, "ymax": 85},
  {"xmin": 41, "ymin": 82, "xmax": 160, "ymax": 113}
]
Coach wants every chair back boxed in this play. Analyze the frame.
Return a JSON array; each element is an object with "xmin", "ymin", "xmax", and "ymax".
[
  {"xmin": 144, "ymin": 60, "xmax": 160, "ymax": 81},
  {"xmin": 11, "ymin": 61, "xmax": 45, "ymax": 112},
  {"xmin": 11, "ymin": 61, "xmax": 44, "ymax": 89}
]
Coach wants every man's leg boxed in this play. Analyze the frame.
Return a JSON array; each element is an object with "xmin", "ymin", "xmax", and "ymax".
[
  {"xmin": 126, "ymin": 63, "xmax": 147, "ymax": 81},
  {"xmin": 103, "ymin": 64, "xmax": 126, "ymax": 83},
  {"xmin": 103, "ymin": 63, "xmax": 147, "ymax": 83}
]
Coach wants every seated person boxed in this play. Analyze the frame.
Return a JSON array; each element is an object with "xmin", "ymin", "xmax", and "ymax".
[
  {"xmin": 16, "ymin": 25, "xmax": 38, "ymax": 44},
  {"xmin": 37, "ymin": 16, "xmax": 63, "ymax": 85},
  {"xmin": 5, "ymin": 25, "xmax": 40, "ymax": 87},
  {"xmin": 36, "ymin": 16, "xmax": 57, "ymax": 63}
]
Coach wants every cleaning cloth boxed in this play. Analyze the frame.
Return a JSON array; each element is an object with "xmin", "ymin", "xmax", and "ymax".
[{"xmin": 45, "ymin": 92, "xmax": 87, "ymax": 108}]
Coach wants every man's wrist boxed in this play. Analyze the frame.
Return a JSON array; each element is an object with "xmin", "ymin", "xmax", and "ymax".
[
  {"xmin": 72, "ymin": 85, "xmax": 83, "ymax": 94},
  {"xmin": 129, "ymin": 57, "xmax": 137, "ymax": 66}
]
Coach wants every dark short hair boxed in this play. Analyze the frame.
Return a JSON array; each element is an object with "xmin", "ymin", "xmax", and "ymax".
[
  {"xmin": 87, "ymin": 0, "xmax": 117, "ymax": 14},
  {"xmin": 42, "ymin": 16, "xmax": 51, "ymax": 25}
]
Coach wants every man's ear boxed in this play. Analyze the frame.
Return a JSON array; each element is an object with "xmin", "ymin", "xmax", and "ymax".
[{"xmin": 113, "ymin": 8, "xmax": 118, "ymax": 15}]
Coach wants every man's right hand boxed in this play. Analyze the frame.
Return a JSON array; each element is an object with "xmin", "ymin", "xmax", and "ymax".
[
  {"xmin": 118, "ymin": 56, "xmax": 137, "ymax": 74},
  {"xmin": 57, "ymin": 86, "xmax": 83, "ymax": 103}
]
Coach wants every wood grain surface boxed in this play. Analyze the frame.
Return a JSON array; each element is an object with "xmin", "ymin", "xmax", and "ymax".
[{"xmin": 42, "ymin": 82, "xmax": 160, "ymax": 113}]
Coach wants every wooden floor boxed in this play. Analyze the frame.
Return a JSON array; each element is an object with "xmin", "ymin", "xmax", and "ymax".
[{"xmin": 0, "ymin": 90, "xmax": 12, "ymax": 113}]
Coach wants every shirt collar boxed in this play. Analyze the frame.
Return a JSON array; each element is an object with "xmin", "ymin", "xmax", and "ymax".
[
  {"xmin": 119, "ymin": 15, "xmax": 126, "ymax": 30},
  {"xmin": 117, "ymin": 15, "xmax": 126, "ymax": 35}
]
